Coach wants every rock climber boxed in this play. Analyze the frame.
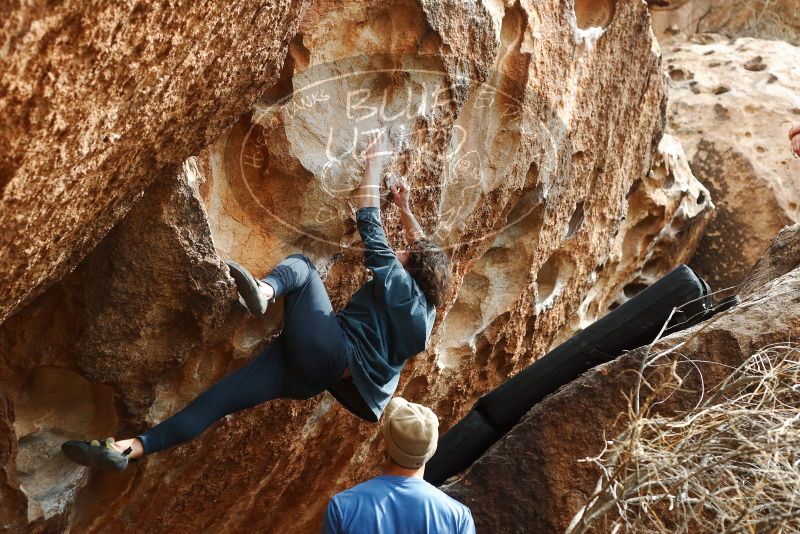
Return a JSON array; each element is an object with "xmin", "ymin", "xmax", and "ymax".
[
  {"xmin": 61, "ymin": 134, "xmax": 451, "ymax": 471},
  {"xmin": 791, "ymin": 122, "xmax": 800, "ymax": 158},
  {"xmin": 322, "ymin": 397, "xmax": 475, "ymax": 534}
]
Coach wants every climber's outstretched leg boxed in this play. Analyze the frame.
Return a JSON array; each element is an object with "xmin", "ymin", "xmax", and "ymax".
[
  {"xmin": 132, "ymin": 339, "xmax": 316, "ymax": 456},
  {"xmin": 62, "ymin": 254, "xmax": 350, "ymax": 470},
  {"xmin": 61, "ymin": 341, "xmax": 298, "ymax": 469},
  {"xmin": 134, "ymin": 252, "xmax": 351, "ymax": 457}
]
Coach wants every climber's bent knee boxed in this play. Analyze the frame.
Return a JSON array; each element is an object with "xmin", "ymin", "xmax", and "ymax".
[{"xmin": 263, "ymin": 254, "xmax": 318, "ymax": 297}]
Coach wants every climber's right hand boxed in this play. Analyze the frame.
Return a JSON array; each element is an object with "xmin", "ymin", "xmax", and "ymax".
[
  {"xmin": 391, "ymin": 175, "xmax": 411, "ymax": 210},
  {"xmin": 790, "ymin": 123, "xmax": 800, "ymax": 158}
]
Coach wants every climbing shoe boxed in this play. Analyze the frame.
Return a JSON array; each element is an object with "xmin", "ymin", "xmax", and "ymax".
[
  {"xmin": 225, "ymin": 260, "xmax": 275, "ymax": 316},
  {"xmin": 61, "ymin": 437, "xmax": 133, "ymax": 472}
]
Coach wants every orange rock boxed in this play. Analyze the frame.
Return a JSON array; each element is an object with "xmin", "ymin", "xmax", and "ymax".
[{"xmin": 0, "ymin": 0, "xmax": 713, "ymax": 532}]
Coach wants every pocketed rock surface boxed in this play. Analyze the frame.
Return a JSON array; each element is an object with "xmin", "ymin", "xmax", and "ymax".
[
  {"xmin": 443, "ymin": 224, "xmax": 800, "ymax": 533},
  {"xmin": 662, "ymin": 35, "xmax": 800, "ymax": 289},
  {"xmin": 0, "ymin": 1, "xmax": 713, "ymax": 532}
]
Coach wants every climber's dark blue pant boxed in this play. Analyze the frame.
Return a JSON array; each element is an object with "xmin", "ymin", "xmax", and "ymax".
[{"xmin": 136, "ymin": 254, "xmax": 350, "ymax": 456}]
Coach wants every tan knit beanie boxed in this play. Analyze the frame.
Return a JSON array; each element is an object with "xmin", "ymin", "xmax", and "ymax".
[{"xmin": 382, "ymin": 397, "xmax": 439, "ymax": 469}]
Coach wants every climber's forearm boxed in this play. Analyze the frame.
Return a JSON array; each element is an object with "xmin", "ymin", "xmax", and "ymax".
[
  {"xmin": 353, "ymin": 165, "xmax": 381, "ymax": 208},
  {"xmin": 399, "ymin": 205, "xmax": 425, "ymax": 245}
]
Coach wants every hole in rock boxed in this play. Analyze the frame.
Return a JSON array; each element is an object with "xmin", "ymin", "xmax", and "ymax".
[
  {"xmin": 402, "ymin": 375, "xmax": 429, "ymax": 401},
  {"xmin": 13, "ymin": 367, "xmax": 117, "ymax": 521},
  {"xmin": 506, "ymin": 183, "xmax": 545, "ymax": 229},
  {"xmin": 626, "ymin": 178, "xmax": 642, "ymax": 200},
  {"xmin": 440, "ymin": 270, "xmax": 489, "ymax": 360},
  {"xmin": 642, "ymin": 256, "xmax": 668, "ymax": 278},
  {"xmin": 662, "ymin": 167, "xmax": 675, "ymax": 189},
  {"xmin": 565, "ymin": 201, "xmax": 585, "ymax": 239},
  {"xmin": 574, "ymin": 0, "xmax": 616, "ymax": 29},
  {"xmin": 649, "ymin": 156, "xmax": 674, "ymax": 190},
  {"xmin": 667, "ymin": 67, "xmax": 693, "ymax": 82},
  {"xmin": 536, "ymin": 251, "xmax": 576, "ymax": 308},
  {"xmin": 622, "ymin": 208, "xmax": 665, "ymax": 259},
  {"xmin": 623, "ymin": 281, "xmax": 648, "ymax": 299}
]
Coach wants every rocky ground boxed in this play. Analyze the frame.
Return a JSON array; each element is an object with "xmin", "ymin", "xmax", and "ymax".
[
  {"xmin": 1, "ymin": 0, "xmax": 798, "ymax": 532},
  {"xmin": 664, "ymin": 34, "xmax": 800, "ymax": 289}
]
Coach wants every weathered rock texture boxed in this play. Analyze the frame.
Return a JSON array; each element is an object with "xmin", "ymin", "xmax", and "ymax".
[
  {"xmin": 648, "ymin": 0, "xmax": 800, "ymax": 44},
  {"xmin": 0, "ymin": 0, "xmax": 308, "ymax": 325},
  {"xmin": 549, "ymin": 133, "xmax": 711, "ymax": 347},
  {"xmin": 663, "ymin": 35, "xmax": 800, "ymax": 289},
  {"xmin": 1, "ymin": 0, "xmax": 713, "ymax": 532},
  {"xmin": 443, "ymin": 224, "xmax": 800, "ymax": 533}
]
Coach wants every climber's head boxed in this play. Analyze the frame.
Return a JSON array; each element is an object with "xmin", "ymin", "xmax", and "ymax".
[{"xmin": 397, "ymin": 238, "xmax": 451, "ymax": 308}]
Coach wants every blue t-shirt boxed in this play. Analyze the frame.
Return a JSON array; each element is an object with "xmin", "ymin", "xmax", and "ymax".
[
  {"xmin": 323, "ymin": 475, "xmax": 475, "ymax": 534},
  {"xmin": 335, "ymin": 207, "xmax": 436, "ymax": 421}
]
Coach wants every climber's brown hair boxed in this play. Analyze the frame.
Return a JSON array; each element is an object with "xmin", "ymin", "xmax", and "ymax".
[{"xmin": 405, "ymin": 238, "xmax": 451, "ymax": 308}]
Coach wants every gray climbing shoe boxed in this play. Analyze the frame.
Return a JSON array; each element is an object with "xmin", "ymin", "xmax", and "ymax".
[
  {"xmin": 225, "ymin": 260, "xmax": 274, "ymax": 316},
  {"xmin": 61, "ymin": 437, "xmax": 133, "ymax": 472}
]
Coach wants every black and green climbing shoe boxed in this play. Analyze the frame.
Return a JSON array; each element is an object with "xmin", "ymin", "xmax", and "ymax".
[
  {"xmin": 61, "ymin": 437, "xmax": 133, "ymax": 472},
  {"xmin": 225, "ymin": 260, "xmax": 274, "ymax": 316}
]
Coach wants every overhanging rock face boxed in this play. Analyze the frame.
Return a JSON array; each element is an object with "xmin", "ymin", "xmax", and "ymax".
[
  {"xmin": 0, "ymin": 0, "xmax": 308, "ymax": 325},
  {"xmin": 1, "ymin": 0, "xmax": 712, "ymax": 532}
]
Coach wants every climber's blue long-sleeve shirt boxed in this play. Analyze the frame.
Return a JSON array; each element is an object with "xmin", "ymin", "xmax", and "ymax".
[{"xmin": 333, "ymin": 206, "xmax": 435, "ymax": 422}]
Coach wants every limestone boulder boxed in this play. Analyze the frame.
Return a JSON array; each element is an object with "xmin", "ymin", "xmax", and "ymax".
[
  {"xmin": 663, "ymin": 35, "xmax": 800, "ymax": 289},
  {"xmin": 443, "ymin": 224, "xmax": 800, "ymax": 533},
  {"xmin": 0, "ymin": 0, "xmax": 713, "ymax": 532},
  {"xmin": 0, "ymin": 0, "xmax": 307, "ymax": 325}
]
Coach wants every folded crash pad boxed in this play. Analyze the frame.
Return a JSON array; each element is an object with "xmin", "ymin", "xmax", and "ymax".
[{"xmin": 425, "ymin": 264, "xmax": 711, "ymax": 485}]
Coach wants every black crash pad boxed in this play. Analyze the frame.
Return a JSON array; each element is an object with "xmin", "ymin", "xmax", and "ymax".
[{"xmin": 425, "ymin": 264, "xmax": 712, "ymax": 486}]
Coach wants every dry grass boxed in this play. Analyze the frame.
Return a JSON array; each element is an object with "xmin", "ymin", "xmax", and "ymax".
[{"xmin": 567, "ymin": 339, "xmax": 800, "ymax": 533}]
